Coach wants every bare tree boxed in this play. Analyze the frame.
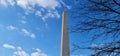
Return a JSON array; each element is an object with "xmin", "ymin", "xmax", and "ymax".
[{"xmin": 72, "ymin": 0, "xmax": 120, "ymax": 56}]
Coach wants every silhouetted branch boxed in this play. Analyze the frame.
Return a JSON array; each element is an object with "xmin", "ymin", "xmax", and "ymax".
[
  {"xmin": 72, "ymin": 0, "xmax": 120, "ymax": 56},
  {"xmin": 113, "ymin": 0, "xmax": 120, "ymax": 6},
  {"xmin": 73, "ymin": 41, "xmax": 120, "ymax": 56}
]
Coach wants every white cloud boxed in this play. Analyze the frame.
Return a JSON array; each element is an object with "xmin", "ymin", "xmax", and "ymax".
[
  {"xmin": 13, "ymin": 47, "xmax": 29, "ymax": 56},
  {"xmin": 16, "ymin": 0, "xmax": 29, "ymax": 9},
  {"xmin": 21, "ymin": 16, "xmax": 26, "ymax": 20},
  {"xmin": 7, "ymin": 0, "xmax": 15, "ymax": 6},
  {"xmin": 0, "ymin": 0, "xmax": 72, "ymax": 28},
  {"xmin": 31, "ymin": 52, "xmax": 47, "ymax": 56},
  {"xmin": 21, "ymin": 20, "xmax": 27, "ymax": 24},
  {"xmin": 16, "ymin": 0, "xmax": 60, "ymax": 9},
  {"xmin": 35, "ymin": 48, "xmax": 41, "ymax": 52},
  {"xmin": 15, "ymin": 0, "xmax": 60, "ymax": 16},
  {"xmin": 3, "ymin": 44, "xmax": 47, "ymax": 56},
  {"xmin": 30, "ymin": 0, "xmax": 60, "ymax": 9},
  {"xmin": 45, "ymin": 23, "xmax": 48, "ymax": 29},
  {"xmin": 21, "ymin": 29, "xmax": 30, "ymax": 35},
  {"xmin": 91, "ymin": 44, "xmax": 97, "ymax": 47},
  {"xmin": 60, "ymin": 0, "xmax": 71, "ymax": 9},
  {"xmin": 35, "ymin": 11, "xmax": 42, "ymax": 17},
  {"xmin": 25, "ymin": 6, "xmax": 35, "ymax": 15},
  {"xmin": 80, "ymin": 54, "xmax": 84, "ymax": 56},
  {"xmin": 20, "ymin": 16, "xmax": 27, "ymax": 24},
  {"xmin": 16, "ymin": 0, "xmax": 61, "ymax": 22},
  {"xmin": 30, "ymin": 33, "xmax": 36, "ymax": 39},
  {"xmin": 0, "ymin": 0, "xmax": 7, "ymax": 6},
  {"xmin": 7, "ymin": 25, "xmax": 16, "ymax": 30},
  {"xmin": 14, "ymin": 50, "xmax": 29, "ymax": 56},
  {"xmin": 31, "ymin": 48, "xmax": 47, "ymax": 56},
  {"xmin": 21, "ymin": 28, "xmax": 36, "ymax": 38},
  {"xmin": 3, "ymin": 44, "xmax": 15, "ymax": 49},
  {"xmin": 0, "ymin": 0, "xmax": 63, "ymax": 9},
  {"xmin": 54, "ymin": 11, "xmax": 60, "ymax": 18},
  {"xmin": 41, "ymin": 10, "xmax": 60, "ymax": 21},
  {"xmin": 91, "ymin": 43, "xmax": 104, "ymax": 48},
  {"xmin": 0, "ymin": 0, "xmax": 61, "ymax": 20},
  {"xmin": 71, "ymin": 54, "xmax": 85, "ymax": 56},
  {"xmin": 0, "ymin": 0, "xmax": 15, "ymax": 6}
]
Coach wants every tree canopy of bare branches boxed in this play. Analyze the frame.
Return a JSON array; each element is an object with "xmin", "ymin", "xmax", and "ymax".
[{"xmin": 72, "ymin": 0, "xmax": 120, "ymax": 56}]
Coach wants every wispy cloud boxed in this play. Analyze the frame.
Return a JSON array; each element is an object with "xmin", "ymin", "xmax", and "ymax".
[
  {"xmin": 6, "ymin": 25, "xmax": 36, "ymax": 39},
  {"xmin": 13, "ymin": 47, "xmax": 29, "ymax": 56},
  {"xmin": 21, "ymin": 28, "xmax": 36, "ymax": 39},
  {"xmin": 91, "ymin": 43, "xmax": 104, "ymax": 48},
  {"xmin": 80, "ymin": 54, "xmax": 85, "ymax": 56},
  {"xmin": 0, "ymin": 0, "xmax": 61, "ymax": 20},
  {"xmin": 21, "ymin": 29, "xmax": 30, "ymax": 35},
  {"xmin": 0, "ymin": 0, "xmax": 7, "ymax": 7},
  {"xmin": 7, "ymin": 0, "xmax": 15, "ymax": 6},
  {"xmin": 30, "ymin": 33, "xmax": 36, "ymax": 39},
  {"xmin": 31, "ymin": 48, "xmax": 47, "ymax": 56},
  {"xmin": 0, "ymin": 0, "xmax": 68, "ymax": 22},
  {"xmin": 0, "ymin": 0, "xmax": 62, "ymax": 30},
  {"xmin": 3, "ymin": 44, "xmax": 15, "ymax": 49},
  {"xmin": 0, "ymin": 0, "xmax": 15, "ymax": 7},
  {"xmin": 0, "ymin": 0, "xmax": 70, "ymax": 29},
  {"xmin": 7, "ymin": 25, "xmax": 17, "ymax": 30},
  {"xmin": 16, "ymin": 0, "xmax": 60, "ymax": 10},
  {"xmin": 3, "ymin": 44, "xmax": 47, "ymax": 56},
  {"xmin": 60, "ymin": 0, "xmax": 71, "ymax": 9},
  {"xmin": 35, "ymin": 11, "xmax": 42, "ymax": 17},
  {"xmin": 21, "ymin": 20, "xmax": 27, "ymax": 24},
  {"xmin": 20, "ymin": 16, "xmax": 27, "ymax": 24},
  {"xmin": 71, "ymin": 54, "xmax": 85, "ymax": 56}
]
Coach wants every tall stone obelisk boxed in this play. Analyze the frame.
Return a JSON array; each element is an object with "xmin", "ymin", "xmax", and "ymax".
[{"xmin": 60, "ymin": 9, "xmax": 70, "ymax": 56}]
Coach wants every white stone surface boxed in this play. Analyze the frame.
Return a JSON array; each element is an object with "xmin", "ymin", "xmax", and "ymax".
[{"xmin": 60, "ymin": 9, "xmax": 70, "ymax": 56}]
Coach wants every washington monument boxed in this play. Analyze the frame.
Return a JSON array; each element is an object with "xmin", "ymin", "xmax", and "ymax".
[{"xmin": 60, "ymin": 9, "xmax": 70, "ymax": 56}]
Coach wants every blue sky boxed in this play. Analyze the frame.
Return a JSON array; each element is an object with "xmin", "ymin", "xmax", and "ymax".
[
  {"xmin": 0, "ymin": 0, "xmax": 83, "ymax": 56},
  {"xmin": 0, "ymin": 0, "xmax": 102, "ymax": 56}
]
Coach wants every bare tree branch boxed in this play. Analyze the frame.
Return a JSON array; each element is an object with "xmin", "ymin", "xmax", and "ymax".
[{"xmin": 72, "ymin": 0, "xmax": 120, "ymax": 56}]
